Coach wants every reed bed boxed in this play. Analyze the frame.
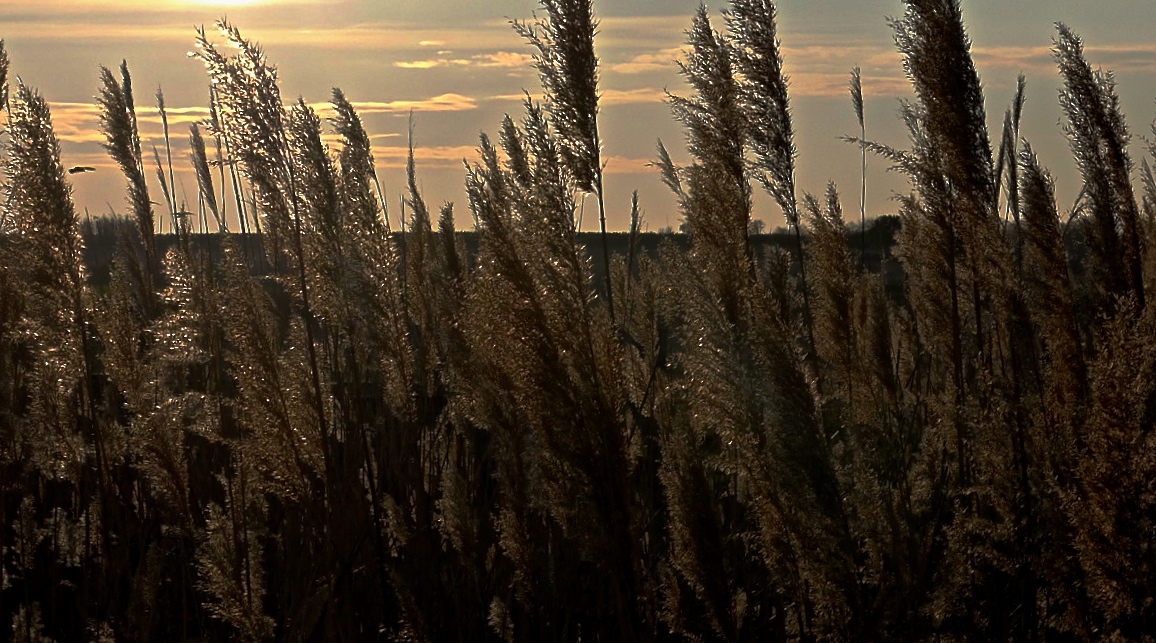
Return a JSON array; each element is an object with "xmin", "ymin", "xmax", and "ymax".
[{"xmin": 1, "ymin": 1, "xmax": 1156, "ymax": 640}]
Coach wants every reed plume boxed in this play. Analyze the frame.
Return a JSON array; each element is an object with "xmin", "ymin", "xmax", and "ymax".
[
  {"xmin": 97, "ymin": 61, "xmax": 157, "ymax": 275},
  {"xmin": 156, "ymin": 86, "xmax": 179, "ymax": 226},
  {"xmin": 331, "ymin": 88, "xmax": 388, "ymax": 231},
  {"xmin": 0, "ymin": 40, "xmax": 8, "ymax": 115},
  {"xmin": 727, "ymin": 0, "xmax": 821, "ymax": 363},
  {"xmin": 1055, "ymin": 23, "xmax": 1144, "ymax": 310},
  {"xmin": 189, "ymin": 123, "xmax": 223, "ymax": 232},
  {"xmin": 656, "ymin": 8, "xmax": 863, "ymax": 639},
  {"xmin": 514, "ymin": 0, "xmax": 615, "ymax": 318},
  {"xmin": 727, "ymin": 0, "xmax": 794, "ymax": 226},
  {"xmin": 513, "ymin": 0, "xmax": 599, "ymax": 194}
]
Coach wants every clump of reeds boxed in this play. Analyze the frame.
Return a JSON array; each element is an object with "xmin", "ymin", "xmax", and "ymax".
[{"xmin": 4, "ymin": 2, "xmax": 1156, "ymax": 640}]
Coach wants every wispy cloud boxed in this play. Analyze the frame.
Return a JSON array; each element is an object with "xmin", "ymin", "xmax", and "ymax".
[
  {"xmin": 374, "ymin": 145, "xmax": 478, "ymax": 168},
  {"xmin": 582, "ymin": 15, "xmax": 691, "ymax": 49},
  {"xmin": 55, "ymin": 151, "xmax": 121, "ymax": 173},
  {"xmin": 602, "ymin": 88, "xmax": 667, "ymax": 105},
  {"xmin": 394, "ymin": 51, "xmax": 532, "ymax": 70},
  {"xmin": 610, "ymin": 48, "xmax": 683, "ymax": 75},
  {"xmin": 604, "ymin": 38, "xmax": 909, "ymax": 98},
  {"xmin": 46, "ymin": 103, "xmax": 107, "ymax": 144},
  {"xmin": 489, "ymin": 92, "xmax": 543, "ymax": 104},
  {"xmin": 348, "ymin": 94, "xmax": 477, "ymax": 114},
  {"xmin": 488, "ymin": 88, "xmax": 666, "ymax": 106},
  {"xmin": 138, "ymin": 107, "xmax": 212, "ymax": 127},
  {"xmin": 242, "ymin": 25, "xmax": 521, "ymax": 51},
  {"xmin": 604, "ymin": 155, "xmax": 658, "ymax": 175},
  {"xmin": 3, "ymin": 19, "xmax": 519, "ymax": 52},
  {"xmin": 1086, "ymin": 43, "xmax": 1156, "ymax": 73},
  {"xmin": 1, "ymin": 0, "xmax": 335, "ymax": 14},
  {"xmin": 788, "ymin": 72, "xmax": 909, "ymax": 99},
  {"xmin": 969, "ymin": 43, "xmax": 1156, "ymax": 74},
  {"xmin": 45, "ymin": 92, "xmax": 471, "ymax": 147},
  {"xmin": 3, "ymin": 22, "xmax": 190, "ymax": 43},
  {"xmin": 395, "ymin": 59, "xmax": 472, "ymax": 69},
  {"xmin": 47, "ymin": 104, "xmax": 212, "ymax": 144},
  {"xmin": 476, "ymin": 52, "xmax": 533, "ymax": 68}
]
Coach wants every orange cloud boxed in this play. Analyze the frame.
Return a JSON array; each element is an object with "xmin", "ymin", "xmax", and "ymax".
[
  {"xmin": 374, "ymin": 144, "xmax": 477, "ymax": 163},
  {"xmin": 229, "ymin": 24, "xmax": 521, "ymax": 52},
  {"xmin": 788, "ymin": 72, "xmax": 910, "ymax": 98},
  {"xmin": 136, "ymin": 107, "xmax": 212, "ymax": 127},
  {"xmin": 606, "ymin": 38, "xmax": 910, "ymax": 99},
  {"xmin": 56, "ymin": 151, "xmax": 121, "ymax": 173},
  {"xmin": 970, "ymin": 45, "xmax": 1053, "ymax": 72},
  {"xmin": 45, "ymin": 102, "xmax": 224, "ymax": 145},
  {"xmin": 583, "ymin": 15, "xmax": 692, "ymax": 49}
]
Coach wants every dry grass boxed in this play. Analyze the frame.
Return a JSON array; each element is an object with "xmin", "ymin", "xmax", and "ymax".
[{"xmin": 1, "ymin": 2, "xmax": 1156, "ymax": 640}]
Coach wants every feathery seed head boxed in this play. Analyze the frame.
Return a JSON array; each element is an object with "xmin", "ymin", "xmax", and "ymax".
[
  {"xmin": 97, "ymin": 62, "xmax": 154, "ymax": 251},
  {"xmin": 0, "ymin": 40, "xmax": 9, "ymax": 111},
  {"xmin": 189, "ymin": 123, "xmax": 223, "ymax": 231},
  {"xmin": 895, "ymin": 0, "xmax": 994, "ymax": 213},
  {"xmin": 728, "ymin": 0, "xmax": 797, "ymax": 225},
  {"xmin": 850, "ymin": 66, "xmax": 864, "ymax": 130},
  {"xmin": 514, "ymin": 0, "xmax": 601, "ymax": 192}
]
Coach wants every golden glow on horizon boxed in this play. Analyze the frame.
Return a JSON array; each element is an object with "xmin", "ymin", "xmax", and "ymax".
[
  {"xmin": 3, "ymin": 0, "xmax": 290, "ymax": 9},
  {"xmin": 193, "ymin": 0, "xmax": 271, "ymax": 6}
]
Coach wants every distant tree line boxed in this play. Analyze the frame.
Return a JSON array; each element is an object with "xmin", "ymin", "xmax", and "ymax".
[{"xmin": 76, "ymin": 214, "xmax": 902, "ymax": 289}]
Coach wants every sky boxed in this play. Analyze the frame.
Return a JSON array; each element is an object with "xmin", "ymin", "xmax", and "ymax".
[{"xmin": 2, "ymin": 0, "xmax": 1155, "ymax": 232}]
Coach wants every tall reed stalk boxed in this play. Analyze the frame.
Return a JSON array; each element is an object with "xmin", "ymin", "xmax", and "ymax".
[{"xmin": 850, "ymin": 66, "xmax": 866, "ymax": 267}]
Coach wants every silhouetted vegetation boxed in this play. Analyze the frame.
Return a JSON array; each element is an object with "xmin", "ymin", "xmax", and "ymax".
[{"xmin": 3, "ymin": 1, "xmax": 1156, "ymax": 640}]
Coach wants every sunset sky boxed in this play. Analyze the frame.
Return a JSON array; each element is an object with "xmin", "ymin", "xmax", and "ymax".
[{"xmin": 3, "ymin": 0, "xmax": 1155, "ymax": 231}]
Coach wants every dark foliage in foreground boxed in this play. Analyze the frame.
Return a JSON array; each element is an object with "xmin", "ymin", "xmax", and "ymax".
[{"xmin": 3, "ymin": 1, "xmax": 1156, "ymax": 640}]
